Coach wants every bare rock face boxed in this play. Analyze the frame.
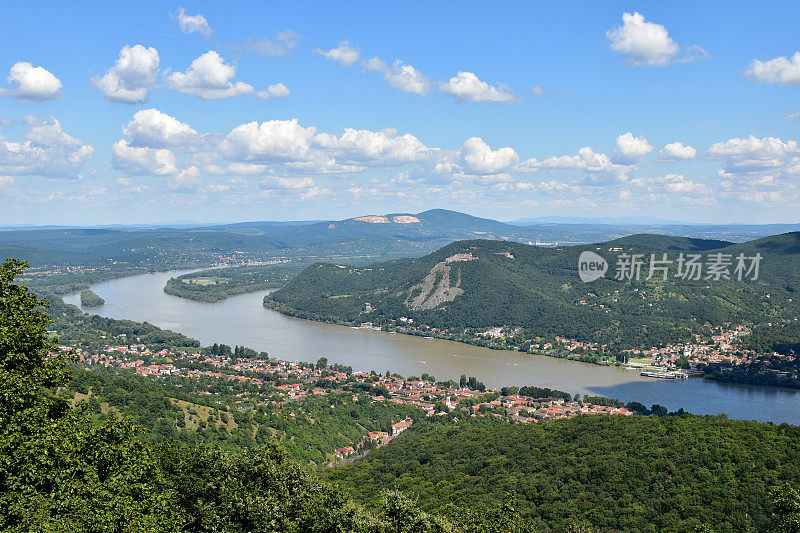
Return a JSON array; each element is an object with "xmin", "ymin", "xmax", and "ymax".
[
  {"xmin": 405, "ymin": 253, "xmax": 474, "ymax": 311},
  {"xmin": 392, "ymin": 215, "xmax": 420, "ymax": 223},
  {"xmin": 353, "ymin": 215, "xmax": 390, "ymax": 223}
]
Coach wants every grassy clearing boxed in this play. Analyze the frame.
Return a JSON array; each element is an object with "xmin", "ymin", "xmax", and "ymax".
[
  {"xmin": 171, "ymin": 398, "xmax": 238, "ymax": 432},
  {"xmin": 72, "ymin": 390, "xmax": 118, "ymax": 416},
  {"xmin": 182, "ymin": 276, "xmax": 230, "ymax": 286}
]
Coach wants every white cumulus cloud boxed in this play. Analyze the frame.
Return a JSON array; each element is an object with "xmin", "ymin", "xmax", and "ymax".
[
  {"xmin": 166, "ymin": 51, "xmax": 255, "ymax": 99},
  {"xmin": 219, "ymin": 118, "xmax": 436, "ymax": 168},
  {"xmin": 440, "ymin": 71, "xmax": 518, "ymax": 103},
  {"xmin": 363, "ymin": 57, "xmax": 432, "ymax": 95},
  {"xmin": 744, "ymin": 51, "xmax": 800, "ymax": 86},
  {"xmin": 516, "ymin": 144, "xmax": 633, "ymax": 183},
  {"xmin": 315, "ymin": 41, "xmax": 360, "ymax": 66},
  {"xmin": 112, "ymin": 139, "xmax": 178, "ymax": 176},
  {"xmin": 606, "ymin": 12, "xmax": 705, "ymax": 67},
  {"xmin": 122, "ymin": 109, "xmax": 198, "ymax": 148},
  {"xmin": 221, "ymin": 119, "xmax": 318, "ymax": 162},
  {"xmin": 256, "ymin": 83, "xmax": 290, "ymax": 100},
  {"xmin": 327, "ymin": 128, "xmax": 434, "ymax": 165},
  {"xmin": 1, "ymin": 62, "xmax": 62, "ymax": 101},
  {"xmin": 660, "ymin": 141, "xmax": 697, "ymax": 160},
  {"xmin": 613, "ymin": 132, "xmax": 653, "ymax": 164},
  {"xmin": 707, "ymin": 135, "xmax": 800, "ymax": 183},
  {"xmin": 707, "ymin": 135, "xmax": 798, "ymax": 159},
  {"xmin": 0, "ymin": 116, "xmax": 93, "ymax": 178},
  {"xmin": 522, "ymin": 147, "xmax": 613, "ymax": 173},
  {"xmin": 461, "ymin": 137, "xmax": 518, "ymax": 174},
  {"xmin": 93, "ymin": 45, "xmax": 160, "ymax": 104},
  {"xmin": 174, "ymin": 7, "xmax": 213, "ymax": 38}
]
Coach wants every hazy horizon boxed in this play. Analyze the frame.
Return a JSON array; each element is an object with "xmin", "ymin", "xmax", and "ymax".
[
  {"xmin": 2, "ymin": 208, "xmax": 799, "ymax": 230},
  {"xmin": 1, "ymin": 2, "xmax": 799, "ymax": 225}
]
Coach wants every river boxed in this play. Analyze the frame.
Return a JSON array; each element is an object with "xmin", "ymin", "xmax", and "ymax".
[{"xmin": 62, "ymin": 270, "xmax": 800, "ymax": 424}]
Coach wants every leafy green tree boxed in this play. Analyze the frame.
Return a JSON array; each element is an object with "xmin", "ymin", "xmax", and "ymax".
[
  {"xmin": 446, "ymin": 497, "xmax": 528, "ymax": 533},
  {"xmin": 156, "ymin": 441, "xmax": 383, "ymax": 532},
  {"xmin": 650, "ymin": 404, "xmax": 668, "ymax": 417},
  {"xmin": 0, "ymin": 259, "xmax": 178, "ymax": 532},
  {"xmin": 626, "ymin": 401, "xmax": 650, "ymax": 415},
  {"xmin": 382, "ymin": 490, "xmax": 454, "ymax": 532},
  {"xmin": 772, "ymin": 483, "xmax": 800, "ymax": 532}
]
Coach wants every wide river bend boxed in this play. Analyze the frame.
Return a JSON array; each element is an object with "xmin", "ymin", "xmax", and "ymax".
[{"xmin": 63, "ymin": 270, "xmax": 800, "ymax": 425}]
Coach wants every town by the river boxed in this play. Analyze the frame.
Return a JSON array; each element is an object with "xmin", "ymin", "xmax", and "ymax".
[{"xmin": 62, "ymin": 269, "xmax": 800, "ymax": 425}]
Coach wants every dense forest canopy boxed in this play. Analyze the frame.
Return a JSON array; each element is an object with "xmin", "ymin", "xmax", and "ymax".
[{"xmin": 329, "ymin": 415, "xmax": 800, "ymax": 532}]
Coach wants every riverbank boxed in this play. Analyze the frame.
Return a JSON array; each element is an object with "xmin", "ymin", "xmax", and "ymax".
[
  {"xmin": 164, "ymin": 277, "xmax": 283, "ymax": 302},
  {"xmin": 263, "ymin": 297, "xmax": 800, "ymax": 391},
  {"xmin": 163, "ymin": 263, "xmax": 300, "ymax": 303},
  {"xmin": 264, "ymin": 297, "xmax": 638, "ymax": 368},
  {"xmin": 58, "ymin": 269, "xmax": 800, "ymax": 424}
]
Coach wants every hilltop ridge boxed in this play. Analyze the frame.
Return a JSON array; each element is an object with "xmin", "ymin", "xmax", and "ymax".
[{"xmin": 265, "ymin": 233, "xmax": 800, "ymax": 350}]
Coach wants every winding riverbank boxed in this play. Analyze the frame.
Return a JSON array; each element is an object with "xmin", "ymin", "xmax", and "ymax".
[
  {"xmin": 264, "ymin": 296, "xmax": 626, "ymax": 367},
  {"xmin": 61, "ymin": 269, "xmax": 800, "ymax": 424}
]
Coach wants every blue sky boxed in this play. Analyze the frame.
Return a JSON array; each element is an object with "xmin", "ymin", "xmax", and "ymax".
[{"xmin": 0, "ymin": 1, "xmax": 799, "ymax": 225}]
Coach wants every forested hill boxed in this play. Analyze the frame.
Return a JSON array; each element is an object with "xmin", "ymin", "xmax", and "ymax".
[
  {"xmin": 265, "ymin": 233, "xmax": 800, "ymax": 349},
  {"xmin": 327, "ymin": 415, "xmax": 800, "ymax": 532}
]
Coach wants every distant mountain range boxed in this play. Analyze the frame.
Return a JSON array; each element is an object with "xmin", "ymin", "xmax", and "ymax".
[
  {"xmin": 265, "ymin": 232, "xmax": 800, "ymax": 350},
  {"xmin": 508, "ymin": 215, "xmax": 694, "ymax": 225},
  {"xmin": 2, "ymin": 208, "xmax": 799, "ymax": 269}
]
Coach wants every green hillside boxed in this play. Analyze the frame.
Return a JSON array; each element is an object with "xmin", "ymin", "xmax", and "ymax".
[
  {"xmin": 1, "ymin": 257, "xmax": 507, "ymax": 532},
  {"xmin": 265, "ymin": 233, "xmax": 800, "ymax": 349},
  {"xmin": 328, "ymin": 415, "xmax": 800, "ymax": 532},
  {"xmin": 63, "ymin": 367, "xmax": 422, "ymax": 465}
]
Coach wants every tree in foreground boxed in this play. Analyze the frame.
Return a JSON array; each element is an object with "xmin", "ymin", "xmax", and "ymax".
[
  {"xmin": 772, "ymin": 483, "xmax": 800, "ymax": 533},
  {"xmin": 155, "ymin": 441, "xmax": 386, "ymax": 532},
  {"xmin": 0, "ymin": 259, "xmax": 178, "ymax": 532}
]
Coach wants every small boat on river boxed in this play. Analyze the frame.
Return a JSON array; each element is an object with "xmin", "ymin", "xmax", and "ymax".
[{"xmin": 641, "ymin": 371, "xmax": 687, "ymax": 380}]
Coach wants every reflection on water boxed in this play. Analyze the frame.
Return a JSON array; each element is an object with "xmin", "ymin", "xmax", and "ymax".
[{"xmin": 62, "ymin": 270, "xmax": 800, "ymax": 425}]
